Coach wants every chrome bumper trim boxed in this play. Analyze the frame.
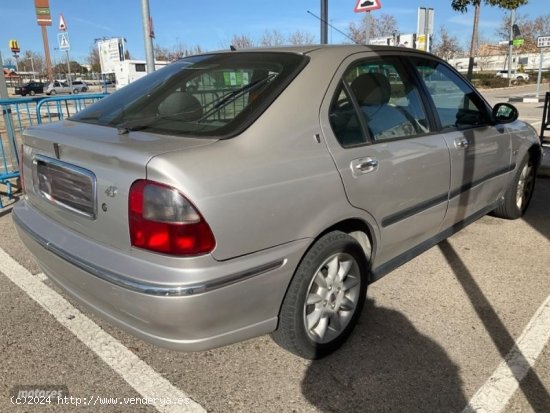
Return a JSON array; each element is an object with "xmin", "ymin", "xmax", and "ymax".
[{"xmin": 14, "ymin": 213, "xmax": 286, "ymax": 296}]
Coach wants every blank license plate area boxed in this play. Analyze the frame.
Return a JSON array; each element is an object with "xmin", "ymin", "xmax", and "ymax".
[{"xmin": 33, "ymin": 155, "xmax": 96, "ymax": 219}]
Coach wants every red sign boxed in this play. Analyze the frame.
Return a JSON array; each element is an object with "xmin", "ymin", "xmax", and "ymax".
[
  {"xmin": 35, "ymin": 0, "xmax": 52, "ymax": 26},
  {"xmin": 59, "ymin": 14, "xmax": 67, "ymax": 31},
  {"xmin": 354, "ymin": 0, "xmax": 382, "ymax": 13}
]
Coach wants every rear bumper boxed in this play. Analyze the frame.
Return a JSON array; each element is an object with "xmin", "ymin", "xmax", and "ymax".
[{"xmin": 13, "ymin": 199, "xmax": 309, "ymax": 351}]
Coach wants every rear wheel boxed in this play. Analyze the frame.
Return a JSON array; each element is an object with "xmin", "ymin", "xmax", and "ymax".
[
  {"xmin": 50, "ymin": 90, "xmax": 56, "ymax": 95},
  {"xmin": 271, "ymin": 231, "xmax": 368, "ymax": 359},
  {"xmin": 73, "ymin": 89, "xmax": 79, "ymax": 94},
  {"xmin": 29, "ymin": 90, "xmax": 36, "ymax": 96},
  {"xmin": 493, "ymin": 155, "xmax": 536, "ymax": 219}
]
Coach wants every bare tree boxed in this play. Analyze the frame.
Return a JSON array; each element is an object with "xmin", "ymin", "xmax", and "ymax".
[
  {"xmin": 87, "ymin": 46, "xmax": 101, "ymax": 73},
  {"xmin": 154, "ymin": 44, "xmax": 172, "ymax": 61},
  {"xmin": 260, "ymin": 29, "xmax": 285, "ymax": 47},
  {"xmin": 231, "ymin": 34, "xmax": 255, "ymax": 49},
  {"xmin": 496, "ymin": 13, "xmax": 550, "ymax": 53},
  {"xmin": 432, "ymin": 26, "xmax": 463, "ymax": 61},
  {"xmin": 288, "ymin": 30, "xmax": 315, "ymax": 45},
  {"xmin": 348, "ymin": 13, "xmax": 399, "ymax": 44},
  {"xmin": 17, "ymin": 51, "xmax": 44, "ymax": 76}
]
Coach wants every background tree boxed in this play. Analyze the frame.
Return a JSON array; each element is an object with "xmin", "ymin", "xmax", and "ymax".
[
  {"xmin": 17, "ymin": 51, "xmax": 44, "ymax": 77},
  {"xmin": 451, "ymin": 0, "xmax": 529, "ymax": 79},
  {"xmin": 287, "ymin": 30, "xmax": 315, "ymax": 45},
  {"xmin": 54, "ymin": 61, "xmax": 87, "ymax": 77},
  {"xmin": 230, "ymin": 34, "xmax": 254, "ymax": 49},
  {"xmin": 496, "ymin": 13, "xmax": 550, "ymax": 53},
  {"xmin": 347, "ymin": 14, "xmax": 399, "ymax": 44},
  {"xmin": 260, "ymin": 29, "xmax": 285, "ymax": 47},
  {"xmin": 432, "ymin": 26, "xmax": 463, "ymax": 61},
  {"xmin": 87, "ymin": 46, "xmax": 101, "ymax": 73}
]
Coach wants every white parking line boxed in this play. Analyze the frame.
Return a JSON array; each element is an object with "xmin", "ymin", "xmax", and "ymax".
[
  {"xmin": 462, "ymin": 295, "xmax": 550, "ymax": 413},
  {"xmin": 0, "ymin": 248, "xmax": 206, "ymax": 413}
]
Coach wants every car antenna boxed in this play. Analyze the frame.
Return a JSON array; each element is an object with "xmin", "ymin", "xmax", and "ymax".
[
  {"xmin": 230, "ymin": 45, "xmax": 237, "ymax": 51},
  {"xmin": 306, "ymin": 10, "xmax": 359, "ymax": 45}
]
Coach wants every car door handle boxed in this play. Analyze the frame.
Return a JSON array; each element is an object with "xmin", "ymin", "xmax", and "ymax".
[
  {"xmin": 455, "ymin": 137, "xmax": 470, "ymax": 149},
  {"xmin": 351, "ymin": 158, "xmax": 379, "ymax": 177}
]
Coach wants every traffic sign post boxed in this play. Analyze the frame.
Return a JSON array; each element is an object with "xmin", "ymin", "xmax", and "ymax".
[
  {"xmin": 57, "ymin": 17, "xmax": 72, "ymax": 87},
  {"xmin": 354, "ymin": 1, "xmax": 382, "ymax": 45},
  {"xmin": 536, "ymin": 36, "xmax": 550, "ymax": 98}
]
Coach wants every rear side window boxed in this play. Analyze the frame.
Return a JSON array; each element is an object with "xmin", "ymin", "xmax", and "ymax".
[
  {"xmin": 329, "ymin": 57, "xmax": 431, "ymax": 146},
  {"xmin": 71, "ymin": 53, "xmax": 308, "ymax": 138}
]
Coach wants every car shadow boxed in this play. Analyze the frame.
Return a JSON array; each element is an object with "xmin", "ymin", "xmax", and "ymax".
[
  {"xmin": 438, "ymin": 240, "xmax": 550, "ymax": 412},
  {"xmin": 522, "ymin": 175, "xmax": 550, "ymax": 241},
  {"xmin": 301, "ymin": 298, "xmax": 467, "ymax": 412}
]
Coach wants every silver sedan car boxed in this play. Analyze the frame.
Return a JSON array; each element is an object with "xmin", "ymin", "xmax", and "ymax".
[{"xmin": 14, "ymin": 45, "xmax": 541, "ymax": 359}]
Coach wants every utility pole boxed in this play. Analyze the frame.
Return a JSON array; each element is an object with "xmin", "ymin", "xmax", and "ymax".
[
  {"xmin": 0, "ymin": 51, "xmax": 9, "ymax": 99},
  {"xmin": 508, "ymin": 9, "xmax": 515, "ymax": 87},
  {"xmin": 320, "ymin": 0, "xmax": 328, "ymax": 44},
  {"xmin": 141, "ymin": 0, "xmax": 155, "ymax": 73}
]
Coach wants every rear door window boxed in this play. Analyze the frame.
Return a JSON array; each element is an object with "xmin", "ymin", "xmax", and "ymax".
[{"xmin": 329, "ymin": 57, "xmax": 432, "ymax": 146}]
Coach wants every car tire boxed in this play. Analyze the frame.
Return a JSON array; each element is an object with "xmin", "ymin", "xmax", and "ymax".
[
  {"xmin": 81, "ymin": 87, "xmax": 87, "ymax": 92},
  {"xmin": 50, "ymin": 90, "xmax": 56, "ymax": 95},
  {"xmin": 73, "ymin": 89, "xmax": 79, "ymax": 94},
  {"xmin": 493, "ymin": 154, "xmax": 536, "ymax": 219},
  {"xmin": 30, "ymin": 90, "xmax": 36, "ymax": 96},
  {"xmin": 271, "ymin": 231, "xmax": 368, "ymax": 359}
]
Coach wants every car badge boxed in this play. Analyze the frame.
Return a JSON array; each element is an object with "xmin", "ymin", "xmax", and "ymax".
[
  {"xmin": 105, "ymin": 186, "xmax": 118, "ymax": 198},
  {"xmin": 53, "ymin": 143, "xmax": 61, "ymax": 159}
]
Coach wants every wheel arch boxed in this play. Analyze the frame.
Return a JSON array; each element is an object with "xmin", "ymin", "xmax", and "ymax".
[{"xmin": 315, "ymin": 218, "xmax": 376, "ymax": 271}]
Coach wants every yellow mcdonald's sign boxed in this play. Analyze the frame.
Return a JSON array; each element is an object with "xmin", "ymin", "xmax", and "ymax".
[{"xmin": 9, "ymin": 39, "xmax": 20, "ymax": 53}]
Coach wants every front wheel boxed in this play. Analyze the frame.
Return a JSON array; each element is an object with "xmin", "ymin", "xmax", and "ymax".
[
  {"xmin": 49, "ymin": 90, "xmax": 56, "ymax": 95},
  {"xmin": 29, "ymin": 90, "xmax": 36, "ymax": 96},
  {"xmin": 73, "ymin": 89, "xmax": 79, "ymax": 94},
  {"xmin": 493, "ymin": 155, "xmax": 536, "ymax": 219},
  {"xmin": 271, "ymin": 231, "xmax": 368, "ymax": 359}
]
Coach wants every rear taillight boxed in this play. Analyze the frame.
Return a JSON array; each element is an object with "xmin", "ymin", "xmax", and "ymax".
[{"xmin": 129, "ymin": 180, "xmax": 215, "ymax": 256}]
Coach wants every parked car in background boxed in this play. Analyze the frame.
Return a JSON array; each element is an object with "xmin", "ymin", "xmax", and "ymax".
[
  {"xmin": 71, "ymin": 81, "xmax": 89, "ymax": 93},
  {"xmin": 45, "ymin": 80, "xmax": 88, "ymax": 95},
  {"xmin": 14, "ymin": 82, "xmax": 45, "ymax": 96},
  {"xmin": 14, "ymin": 45, "xmax": 542, "ymax": 360},
  {"xmin": 495, "ymin": 70, "xmax": 529, "ymax": 82}
]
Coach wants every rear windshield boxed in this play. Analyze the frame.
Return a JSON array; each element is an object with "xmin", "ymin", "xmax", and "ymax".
[{"xmin": 71, "ymin": 52, "xmax": 308, "ymax": 138}]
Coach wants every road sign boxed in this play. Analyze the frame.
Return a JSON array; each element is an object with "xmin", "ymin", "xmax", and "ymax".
[
  {"xmin": 354, "ymin": 0, "xmax": 382, "ymax": 13},
  {"xmin": 59, "ymin": 14, "xmax": 67, "ymax": 31},
  {"xmin": 512, "ymin": 38, "xmax": 524, "ymax": 47},
  {"xmin": 538, "ymin": 36, "xmax": 550, "ymax": 48},
  {"xmin": 58, "ymin": 32, "xmax": 70, "ymax": 50}
]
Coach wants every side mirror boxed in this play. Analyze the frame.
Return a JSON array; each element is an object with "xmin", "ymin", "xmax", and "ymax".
[{"xmin": 492, "ymin": 103, "xmax": 518, "ymax": 124}]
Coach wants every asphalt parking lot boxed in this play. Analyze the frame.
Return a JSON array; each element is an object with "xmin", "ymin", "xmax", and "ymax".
[{"xmin": 0, "ymin": 84, "xmax": 549, "ymax": 413}]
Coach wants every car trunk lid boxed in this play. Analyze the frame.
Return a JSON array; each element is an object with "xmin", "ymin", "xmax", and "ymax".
[{"xmin": 22, "ymin": 120, "xmax": 217, "ymax": 250}]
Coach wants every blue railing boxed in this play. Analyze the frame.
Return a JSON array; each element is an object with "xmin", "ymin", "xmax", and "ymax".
[{"xmin": 0, "ymin": 93, "xmax": 108, "ymax": 208}]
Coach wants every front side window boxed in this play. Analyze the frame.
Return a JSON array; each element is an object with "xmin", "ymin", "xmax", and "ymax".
[
  {"xmin": 412, "ymin": 58, "xmax": 491, "ymax": 130},
  {"xmin": 329, "ymin": 57, "xmax": 431, "ymax": 146},
  {"xmin": 71, "ymin": 53, "xmax": 308, "ymax": 138}
]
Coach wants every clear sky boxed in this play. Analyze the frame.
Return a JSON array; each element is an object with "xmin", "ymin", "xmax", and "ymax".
[{"xmin": 0, "ymin": 0, "xmax": 547, "ymax": 64}]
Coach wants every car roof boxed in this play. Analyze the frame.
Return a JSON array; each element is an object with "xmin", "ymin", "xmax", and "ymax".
[{"xmin": 191, "ymin": 44, "xmax": 431, "ymax": 60}]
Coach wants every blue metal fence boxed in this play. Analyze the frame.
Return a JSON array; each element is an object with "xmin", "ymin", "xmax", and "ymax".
[{"xmin": 0, "ymin": 93, "xmax": 107, "ymax": 208}]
